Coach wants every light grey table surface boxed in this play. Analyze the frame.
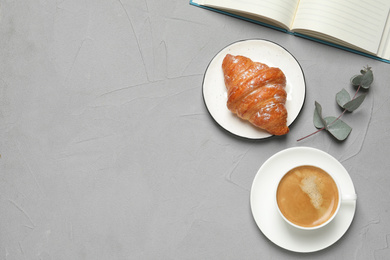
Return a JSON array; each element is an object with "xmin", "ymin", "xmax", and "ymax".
[{"xmin": 1, "ymin": 1, "xmax": 389, "ymax": 259}]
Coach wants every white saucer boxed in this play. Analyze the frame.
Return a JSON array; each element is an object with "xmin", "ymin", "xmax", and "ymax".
[
  {"xmin": 250, "ymin": 147, "xmax": 357, "ymax": 253},
  {"xmin": 202, "ymin": 39, "xmax": 306, "ymax": 139}
]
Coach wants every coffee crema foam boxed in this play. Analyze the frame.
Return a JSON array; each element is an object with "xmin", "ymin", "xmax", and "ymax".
[{"xmin": 276, "ymin": 165, "xmax": 339, "ymax": 228}]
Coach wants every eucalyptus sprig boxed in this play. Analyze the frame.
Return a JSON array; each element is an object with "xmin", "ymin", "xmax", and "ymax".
[{"xmin": 297, "ymin": 66, "xmax": 373, "ymax": 142}]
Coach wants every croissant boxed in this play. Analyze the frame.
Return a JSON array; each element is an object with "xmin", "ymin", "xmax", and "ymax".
[{"xmin": 222, "ymin": 54, "xmax": 289, "ymax": 136}]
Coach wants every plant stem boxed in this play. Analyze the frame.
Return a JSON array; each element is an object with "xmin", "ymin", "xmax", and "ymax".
[
  {"xmin": 297, "ymin": 85, "xmax": 361, "ymax": 142},
  {"xmin": 296, "ymin": 127, "xmax": 325, "ymax": 142}
]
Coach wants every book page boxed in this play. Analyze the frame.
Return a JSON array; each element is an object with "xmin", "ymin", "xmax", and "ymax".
[
  {"xmin": 291, "ymin": 0, "xmax": 390, "ymax": 54},
  {"xmin": 377, "ymin": 9, "xmax": 390, "ymax": 60},
  {"xmin": 195, "ymin": 0, "xmax": 300, "ymax": 30}
]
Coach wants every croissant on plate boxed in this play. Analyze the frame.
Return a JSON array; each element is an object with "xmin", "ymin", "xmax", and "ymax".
[{"xmin": 222, "ymin": 54, "xmax": 289, "ymax": 136}]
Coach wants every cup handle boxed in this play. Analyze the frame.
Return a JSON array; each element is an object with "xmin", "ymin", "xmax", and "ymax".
[{"xmin": 342, "ymin": 193, "xmax": 357, "ymax": 201}]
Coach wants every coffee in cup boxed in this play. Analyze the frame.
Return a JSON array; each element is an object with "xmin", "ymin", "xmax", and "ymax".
[{"xmin": 276, "ymin": 165, "xmax": 344, "ymax": 229}]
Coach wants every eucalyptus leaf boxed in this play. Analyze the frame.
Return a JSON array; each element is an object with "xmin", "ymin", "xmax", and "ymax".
[
  {"xmin": 324, "ymin": 116, "xmax": 352, "ymax": 141},
  {"xmin": 313, "ymin": 101, "xmax": 327, "ymax": 129},
  {"xmin": 336, "ymin": 88, "xmax": 351, "ymax": 108},
  {"xmin": 299, "ymin": 66, "xmax": 373, "ymax": 142},
  {"xmin": 351, "ymin": 75, "xmax": 363, "ymax": 86},
  {"xmin": 351, "ymin": 67, "xmax": 373, "ymax": 89},
  {"xmin": 360, "ymin": 68, "xmax": 373, "ymax": 89},
  {"xmin": 343, "ymin": 93, "xmax": 367, "ymax": 112}
]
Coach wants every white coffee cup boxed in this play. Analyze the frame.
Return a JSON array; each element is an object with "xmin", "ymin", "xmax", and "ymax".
[{"xmin": 275, "ymin": 165, "xmax": 357, "ymax": 230}]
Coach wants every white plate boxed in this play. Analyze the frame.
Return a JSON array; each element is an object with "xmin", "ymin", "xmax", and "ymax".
[
  {"xmin": 250, "ymin": 147, "xmax": 357, "ymax": 253},
  {"xmin": 202, "ymin": 39, "xmax": 306, "ymax": 139}
]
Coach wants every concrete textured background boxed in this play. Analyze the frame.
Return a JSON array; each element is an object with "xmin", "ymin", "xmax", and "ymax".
[{"xmin": 0, "ymin": 1, "xmax": 389, "ymax": 259}]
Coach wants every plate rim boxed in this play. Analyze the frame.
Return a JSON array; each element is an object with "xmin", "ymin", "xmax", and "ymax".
[
  {"xmin": 201, "ymin": 38, "xmax": 306, "ymax": 140},
  {"xmin": 250, "ymin": 146, "xmax": 357, "ymax": 253}
]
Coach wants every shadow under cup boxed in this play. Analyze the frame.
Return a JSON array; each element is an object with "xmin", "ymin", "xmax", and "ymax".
[{"xmin": 276, "ymin": 165, "xmax": 357, "ymax": 230}]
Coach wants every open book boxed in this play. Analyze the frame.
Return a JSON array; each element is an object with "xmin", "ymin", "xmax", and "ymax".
[{"xmin": 190, "ymin": 0, "xmax": 390, "ymax": 63}]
